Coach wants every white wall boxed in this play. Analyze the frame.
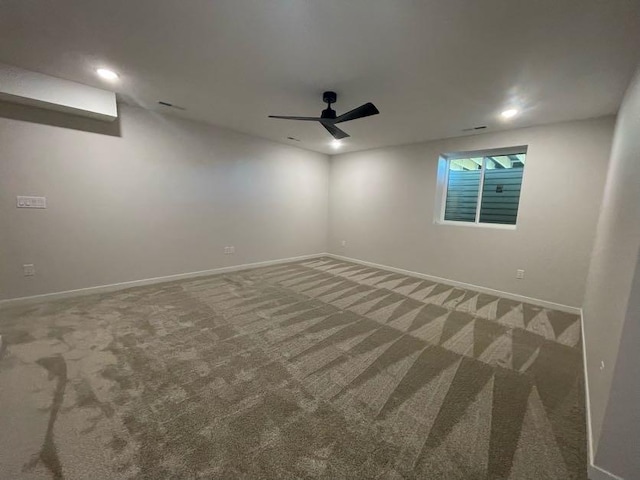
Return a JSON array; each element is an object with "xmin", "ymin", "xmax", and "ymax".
[
  {"xmin": 0, "ymin": 102, "xmax": 329, "ymax": 300},
  {"xmin": 582, "ymin": 67, "xmax": 640, "ymax": 478},
  {"xmin": 328, "ymin": 117, "xmax": 614, "ymax": 308}
]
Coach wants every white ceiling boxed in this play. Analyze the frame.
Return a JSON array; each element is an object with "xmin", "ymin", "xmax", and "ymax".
[{"xmin": 1, "ymin": 0, "xmax": 639, "ymax": 154}]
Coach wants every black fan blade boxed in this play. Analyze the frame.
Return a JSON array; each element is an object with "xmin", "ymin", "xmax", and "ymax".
[
  {"xmin": 334, "ymin": 102, "xmax": 379, "ymax": 124},
  {"xmin": 321, "ymin": 122, "xmax": 350, "ymax": 139},
  {"xmin": 268, "ymin": 115, "xmax": 322, "ymax": 121}
]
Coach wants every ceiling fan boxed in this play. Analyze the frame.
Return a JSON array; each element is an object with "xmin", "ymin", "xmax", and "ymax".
[{"xmin": 269, "ymin": 91, "xmax": 379, "ymax": 140}]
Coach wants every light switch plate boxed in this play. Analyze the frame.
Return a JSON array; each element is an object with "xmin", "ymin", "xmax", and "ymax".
[{"xmin": 17, "ymin": 196, "xmax": 46, "ymax": 208}]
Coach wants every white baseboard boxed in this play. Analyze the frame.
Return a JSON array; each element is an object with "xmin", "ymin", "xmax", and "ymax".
[
  {"xmin": 0, "ymin": 253, "xmax": 327, "ymax": 309},
  {"xmin": 1, "ymin": 252, "xmax": 579, "ymax": 314},
  {"xmin": 325, "ymin": 253, "xmax": 580, "ymax": 314},
  {"xmin": 580, "ymin": 309, "xmax": 597, "ymax": 470},
  {"xmin": 589, "ymin": 465, "xmax": 624, "ymax": 480}
]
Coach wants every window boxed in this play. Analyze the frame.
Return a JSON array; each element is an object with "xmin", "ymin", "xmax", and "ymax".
[{"xmin": 438, "ymin": 147, "xmax": 527, "ymax": 226}]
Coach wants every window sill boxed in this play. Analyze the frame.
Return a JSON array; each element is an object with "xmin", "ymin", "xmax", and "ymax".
[{"xmin": 435, "ymin": 220, "xmax": 517, "ymax": 230}]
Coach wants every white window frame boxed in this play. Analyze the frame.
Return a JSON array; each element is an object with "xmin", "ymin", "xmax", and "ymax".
[{"xmin": 434, "ymin": 145, "xmax": 528, "ymax": 230}]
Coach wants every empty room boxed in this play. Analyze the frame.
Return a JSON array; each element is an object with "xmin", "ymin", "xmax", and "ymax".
[{"xmin": 1, "ymin": 1, "xmax": 640, "ymax": 479}]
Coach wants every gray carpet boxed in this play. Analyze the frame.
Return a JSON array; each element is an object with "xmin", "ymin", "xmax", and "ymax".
[{"xmin": 0, "ymin": 257, "xmax": 587, "ymax": 479}]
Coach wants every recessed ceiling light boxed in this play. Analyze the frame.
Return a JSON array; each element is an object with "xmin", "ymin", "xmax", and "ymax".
[
  {"xmin": 501, "ymin": 108, "xmax": 519, "ymax": 119},
  {"xmin": 331, "ymin": 139, "xmax": 342, "ymax": 149},
  {"xmin": 96, "ymin": 68, "xmax": 119, "ymax": 81}
]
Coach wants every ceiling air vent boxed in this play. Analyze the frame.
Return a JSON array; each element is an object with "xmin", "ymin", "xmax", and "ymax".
[
  {"xmin": 158, "ymin": 101, "xmax": 186, "ymax": 111},
  {"xmin": 462, "ymin": 125, "xmax": 487, "ymax": 132}
]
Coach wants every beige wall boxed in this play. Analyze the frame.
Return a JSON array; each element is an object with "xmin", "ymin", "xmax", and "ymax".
[
  {"xmin": 583, "ymin": 67, "xmax": 640, "ymax": 478},
  {"xmin": 328, "ymin": 117, "xmax": 614, "ymax": 308},
  {"xmin": 0, "ymin": 103, "xmax": 329, "ymax": 300}
]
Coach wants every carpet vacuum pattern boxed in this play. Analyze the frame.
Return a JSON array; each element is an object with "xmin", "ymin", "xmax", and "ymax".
[{"xmin": 0, "ymin": 257, "xmax": 586, "ymax": 479}]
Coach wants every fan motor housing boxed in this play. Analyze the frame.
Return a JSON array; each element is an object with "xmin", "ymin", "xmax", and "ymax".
[
  {"xmin": 321, "ymin": 108, "xmax": 336, "ymax": 119},
  {"xmin": 322, "ymin": 91, "xmax": 337, "ymax": 104}
]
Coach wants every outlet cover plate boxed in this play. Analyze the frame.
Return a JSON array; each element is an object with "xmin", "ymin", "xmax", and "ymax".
[{"xmin": 17, "ymin": 196, "xmax": 46, "ymax": 208}]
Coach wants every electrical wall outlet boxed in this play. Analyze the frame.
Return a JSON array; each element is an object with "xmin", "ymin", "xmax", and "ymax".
[
  {"xmin": 341, "ymin": 240, "xmax": 347, "ymax": 247},
  {"xmin": 23, "ymin": 264, "xmax": 35, "ymax": 276},
  {"xmin": 516, "ymin": 269, "xmax": 525, "ymax": 279},
  {"xmin": 17, "ymin": 196, "xmax": 46, "ymax": 208},
  {"xmin": 223, "ymin": 246, "xmax": 235, "ymax": 255}
]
